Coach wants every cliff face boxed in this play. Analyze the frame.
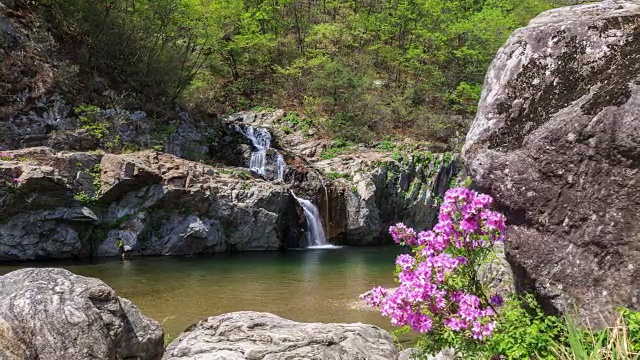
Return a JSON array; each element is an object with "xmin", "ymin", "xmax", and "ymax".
[
  {"xmin": 0, "ymin": 2, "xmax": 458, "ymax": 260},
  {"xmin": 0, "ymin": 120, "xmax": 457, "ymax": 261},
  {"xmin": 463, "ymin": 0, "xmax": 640, "ymax": 326}
]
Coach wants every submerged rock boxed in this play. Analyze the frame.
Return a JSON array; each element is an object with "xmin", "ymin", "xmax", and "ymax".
[
  {"xmin": 463, "ymin": 0, "xmax": 640, "ymax": 325},
  {"xmin": 163, "ymin": 311, "xmax": 398, "ymax": 360},
  {"xmin": 0, "ymin": 268, "xmax": 164, "ymax": 360}
]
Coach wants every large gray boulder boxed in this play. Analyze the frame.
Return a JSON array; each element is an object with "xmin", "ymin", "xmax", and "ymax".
[
  {"xmin": 163, "ymin": 311, "xmax": 399, "ymax": 360},
  {"xmin": 463, "ymin": 0, "xmax": 640, "ymax": 326},
  {"xmin": 0, "ymin": 268, "xmax": 164, "ymax": 360}
]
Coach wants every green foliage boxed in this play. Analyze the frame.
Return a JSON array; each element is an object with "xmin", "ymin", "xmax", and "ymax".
[
  {"xmin": 122, "ymin": 144, "xmax": 141, "ymax": 153},
  {"xmin": 219, "ymin": 167, "xmax": 252, "ymax": 180},
  {"xmin": 415, "ymin": 293, "xmax": 640, "ymax": 359},
  {"xmin": 282, "ymin": 112, "xmax": 313, "ymax": 135},
  {"xmin": 285, "ymin": 112, "xmax": 301, "ymax": 124},
  {"xmin": 320, "ymin": 138, "xmax": 355, "ymax": 159},
  {"xmin": 443, "ymin": 152, "xmax": 453, "ymax": 166},
  {"xmin": 622, "ymin": 308, "xmax": 640, "ymax": 354},
  {"xmin": 326, "ymin": 172, "xmax": 352, "ymax": 181},
  {"xmin": 39, "ymin": 0, "xmax": 218, "ymax": 100},
  {"xmin": 75, "ymin": 105, "xmax": 135, "ymax": 152},
  {"xmin": 447, "ymin": 82, "xmax": 483, "ymax": 113},
  {"xmin": 76, "ymin": 105, "xmax": 109, "ymax": 140},
  {"xmin": 74, "ymin": 191, "xmax": 98, "ymax": 205},
  {"xmin": 377, "ymin": 140, "xmax": 396, "ymax": 152},
  {"xmin": 281, "ymin": 126, "xmax": 294, "ymax": 134},
  {"xmin": 74, "ymin": 164, "xmax": 102, "ymax": 205},
  {"xmin": 483, "ymin": 294, "xmax": 566, "ymax": 359},
  {"xmin": 1, "ymin": 178, "xmax": 20, "ymax": 194},
  {"xmin": 38, "ymin": 0, "xmax": 558, "ymax": 148},
  {"xmin": 551, "ymin": 309, "xmax": 640, "ymax": 360},
  {"xmin": 449, "ymin": 174, "xmax": 473, "ymax": 189}
]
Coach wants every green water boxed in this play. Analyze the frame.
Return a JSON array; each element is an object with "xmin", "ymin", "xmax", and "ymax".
[{"xmin": 0, "ymin": 247, "xmax": 401, "ymax": 339}]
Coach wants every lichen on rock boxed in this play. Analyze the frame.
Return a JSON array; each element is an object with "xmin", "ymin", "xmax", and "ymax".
[{"xmin": 463, "ymin": 0, "xmax": 640, "ymax": 326}]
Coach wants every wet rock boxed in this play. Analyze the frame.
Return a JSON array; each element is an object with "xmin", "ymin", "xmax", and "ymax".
[
  {"xmin": 163, "ymin": 311, "xmax": 398, "ymax": 360},
  {"xmin": 0, "ymin": 268, "xmax": 163, "ymax": 360},
  {"xmin": 463, "ymin": 0, "xmax": 640, "ymax": 326}
]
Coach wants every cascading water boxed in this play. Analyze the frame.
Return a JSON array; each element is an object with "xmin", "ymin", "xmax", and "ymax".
[
  {"xmin": 291, "ymin": 191, "xmax": 339, "ymax": 249},
  {"xmin": 234, "ymin": 122, "xmax": 337, "ymax": 249},
  {"xmin": 276, "ymin": 154, "xmax": 286, "ymax": 182},
  {"xmin": 236, "ymin": 125, "xmax": 286, "ymax": 179},
  {"xmin": 244, "ymin": 126, "xmax": 271, "ymax": 176}
]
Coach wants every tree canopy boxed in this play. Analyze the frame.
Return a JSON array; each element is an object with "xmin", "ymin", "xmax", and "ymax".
[{"xmin": 38, "ymin": 0, "xmax": 557, "ymax": 147}]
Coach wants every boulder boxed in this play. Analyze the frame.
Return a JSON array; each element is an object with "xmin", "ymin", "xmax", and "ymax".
[
  {"xmin": 163, "ymin": 311, "xmax": 399, "ymax": 360},
  {"xmin": 0, "ymin": 268, "xmax": 163, "ymax": 360},
  {"xmin": 463, "ymin": 0, "xmax": 640, "ymax": 325}
]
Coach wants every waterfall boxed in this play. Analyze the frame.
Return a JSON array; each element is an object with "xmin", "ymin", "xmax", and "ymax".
[
  {"xmin": 236, "ymin": 125, "xmax": 286, "ymax": 178},
  {"xmin": 233, "ymin": 122, "xmax": 339, "ymax": 250},
  {"xmin": 291, "ymin": 192, "xmax": 338, "ymax": 249},
  {"xmin": 276, "ymin": 154, "xmax": 286, "ymax": 182},
  {"xmin": 244, "ymin": 126, "xmax": 271, "ymax": 176}
]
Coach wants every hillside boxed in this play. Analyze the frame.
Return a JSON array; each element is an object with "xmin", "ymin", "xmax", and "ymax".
[{"xmin": 2, "ymin": 0, "xmax": 559, "ymax": 152}]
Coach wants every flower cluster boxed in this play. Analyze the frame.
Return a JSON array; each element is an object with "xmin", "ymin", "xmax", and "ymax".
[
  {"xmin": 362, "ymin": 187, "xmax": 506, "ymax": 341},
  {"xmin": 0, "ymin": 152, "xmax": 16, "ymax": 161}
]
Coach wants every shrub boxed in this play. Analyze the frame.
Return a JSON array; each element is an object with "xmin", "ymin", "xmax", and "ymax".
[
  {"xmin": 320, "ymin": 138, "xmax": 355, "ymax": 159},
  {"xmin": 362, "ymin": 187, "xmax": 507, "ymax": 357},
  {"xmin": 485, "ymin": 294, "xmax": 566, "ymax": 359},
  {"xmin": 364, "ymin": 186, "xmax": 640, "ymax": 359}
]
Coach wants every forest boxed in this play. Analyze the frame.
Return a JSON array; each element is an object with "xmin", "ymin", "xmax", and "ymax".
[{"xmin": 37, "ymin": 0, "xmax": 557, "ymax": 148}]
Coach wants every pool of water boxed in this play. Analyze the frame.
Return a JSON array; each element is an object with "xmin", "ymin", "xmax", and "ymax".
[{"xmin": 0, "ymin": 247, "xmax": 403, "ymax": 340}]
